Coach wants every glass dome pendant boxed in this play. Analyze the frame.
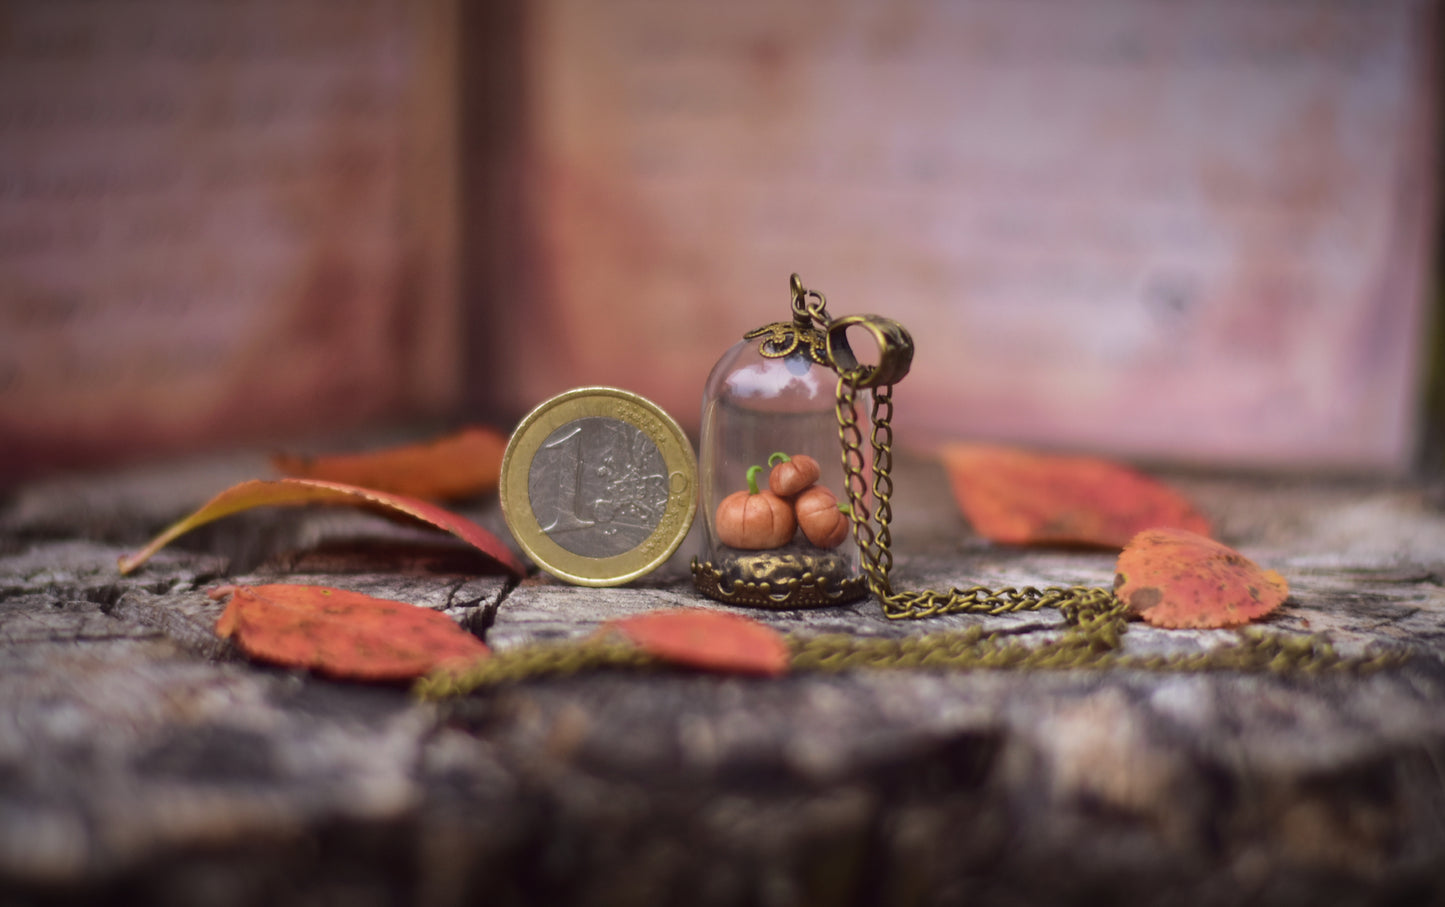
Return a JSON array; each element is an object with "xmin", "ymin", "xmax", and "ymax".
[{"xmin": 691, "ymin": 275, "xmax": 882, "ymax": 609}]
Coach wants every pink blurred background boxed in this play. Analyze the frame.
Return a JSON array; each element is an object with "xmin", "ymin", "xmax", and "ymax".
[{"xmin": 1, "ymin": 0, "xmax": 1440, "ymax": 485}]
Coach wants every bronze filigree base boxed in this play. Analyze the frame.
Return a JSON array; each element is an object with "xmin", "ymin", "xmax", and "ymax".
[{"xmin": 691, "ymin": 550, "xmax": 869, "ymax": 610}]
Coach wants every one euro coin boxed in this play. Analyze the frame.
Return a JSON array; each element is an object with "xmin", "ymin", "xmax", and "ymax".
[{"xmin": 500, "ymin": 387, "xmax": 697, "ymax": 586}]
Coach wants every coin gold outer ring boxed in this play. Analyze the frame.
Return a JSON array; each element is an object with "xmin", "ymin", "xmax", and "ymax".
[{"xmin": 500, "ymin": 387, "xmax": 698, "ymax": 587}]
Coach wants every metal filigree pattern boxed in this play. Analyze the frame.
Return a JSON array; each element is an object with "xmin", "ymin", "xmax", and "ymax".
[
  {"xmin": 743, "ymin": 321, "xmax": 831, "ymax": 365},
  {"xmin": 690, "ymin": 557, "xmax": 869, "ymax": 609}
]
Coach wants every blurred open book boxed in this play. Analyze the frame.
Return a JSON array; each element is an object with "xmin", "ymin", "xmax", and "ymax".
[{"xmin": 2, "ymin": 0, "xmax": 1438, "ymax": 481}]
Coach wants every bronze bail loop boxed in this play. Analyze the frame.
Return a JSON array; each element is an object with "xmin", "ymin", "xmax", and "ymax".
[{"xmin": 825, "ymin": 315, "xmax": 915, "ymax": 389}]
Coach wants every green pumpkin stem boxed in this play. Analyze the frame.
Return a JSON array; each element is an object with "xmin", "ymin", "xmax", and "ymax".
[
  {"xmin": 768, "ymin": 452, "xmax": 791, "ymax": 467},
  {"xmin": 746, "ymin": 464, "xmax": 764, "ymax": 495}
]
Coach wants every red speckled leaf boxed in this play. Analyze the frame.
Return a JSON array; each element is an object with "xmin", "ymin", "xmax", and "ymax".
[
  {"xmin": 210, "ymin": 584, "xmax": 490, "ymax": 680},
  {"xmin": 272, "ymin": 426, "xmax": 507, "ymax": 501},
  {"xmin": 604, "ymin": 609, "xmax": 790, "ymax": 677},
  {"xmin": 1114, "ymin": 528, "xmax": 1289, "ymax": 629},
  {"xmin": 941, "ymin": 443, "xmax": 1211, "ymax": 548},
  {"xmin": 118, "ymin": 478, "xmax": 523, "ymax": 577}
]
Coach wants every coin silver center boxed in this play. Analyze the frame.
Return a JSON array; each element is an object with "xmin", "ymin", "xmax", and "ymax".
[{"xmin": 527, "ymin": 416, "xmax": 670, "ymax": 558}]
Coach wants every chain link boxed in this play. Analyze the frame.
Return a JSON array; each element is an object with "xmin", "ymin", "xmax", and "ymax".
[
  {"xmin": 835, "ymin": 376, "xmax": 1123, "ymax": 622},
  {"xmin": 790, "ymin": 272, "xmax": 831, "ymax": 326},
  {"xmin": 415, "ymin": 639, "xmax": 661, "ymax": 700},
  {"xmin": 831, "ymin": 371, "xmax": 1405, "ymax": 675}
]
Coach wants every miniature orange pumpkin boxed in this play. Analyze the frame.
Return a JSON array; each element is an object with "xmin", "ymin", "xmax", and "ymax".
[
  {"xmin": 716, "ymin": 465, "xmax": 796, "ymax": 549},
  {"xmin": 767, "ymin": 452, "xmax": 822, "ymax": 497},
  {"xmin": 795, "ymin": 485, "xmax": 851, "ymax": 548}
]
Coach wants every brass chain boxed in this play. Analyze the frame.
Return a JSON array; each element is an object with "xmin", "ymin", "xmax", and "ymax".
[
  {"xmin": 790, "ymin": 272, "xmax": 829, "ymax": 324},
  {"xmin": 417, "ymin": 605, "xmax": 1400, "ymax": 700},
  {"xmin": 830, "ymin": 370, "xmax": 1405, "ymax": 675},
  {"xmin": 416, "ymin": 639, "xmax": 662, "ymax": 700},
  {"xmin": 787, "ymin": 623, "xmax": 1404, "ymax": 676},
  {"xmin": 836, "ymin": 375, "xmax": 1104, "ymax": 621}
]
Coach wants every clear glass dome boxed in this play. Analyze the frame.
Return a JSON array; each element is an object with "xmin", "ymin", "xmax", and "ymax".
[{"xmin": 692, "ymin": 334, "xmax": 870, "ymax": 608}]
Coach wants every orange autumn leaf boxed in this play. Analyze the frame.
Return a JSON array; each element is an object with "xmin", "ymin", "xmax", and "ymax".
[
  {"xmin": 118, "ymin": 478, "xmax": 524, "ymax": 577},
  {"xmin": 210, "ymin": 584, "xmax": 490, "ymax": 680},
  {"xmin": 1114, "ymin": 528, "xmax": 1289, "ymax": 629},
  {"xmin": 272, "ymin": 426, "xmax": 507, "ymax": 500},
  {"xmin": 603, "ymin": 608, "xmax": 791, "ymax": 677},
  {"xmin": 941, "ymin": 443, "xmax": 1210, "ymax": 548}
]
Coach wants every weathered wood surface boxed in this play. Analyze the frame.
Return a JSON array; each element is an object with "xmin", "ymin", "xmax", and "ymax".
[{"xmin": 1, "ymin": 450, "xmax": 1444, "ymax": 905}]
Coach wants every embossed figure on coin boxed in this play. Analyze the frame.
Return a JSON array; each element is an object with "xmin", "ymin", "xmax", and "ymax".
[{"xmin": 528, "ymin": 417, "xmax": 669, "ymax": 558}]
